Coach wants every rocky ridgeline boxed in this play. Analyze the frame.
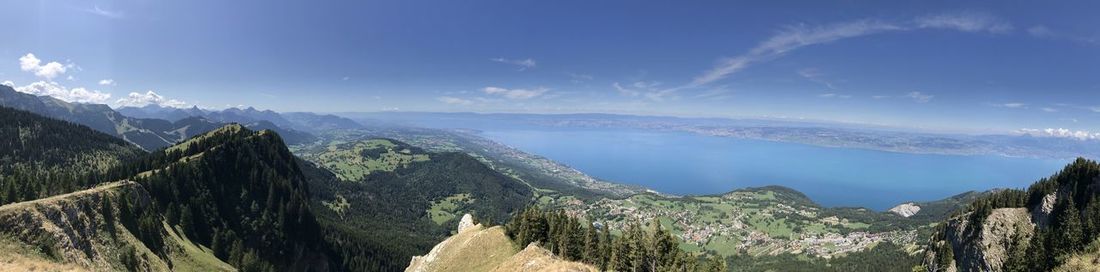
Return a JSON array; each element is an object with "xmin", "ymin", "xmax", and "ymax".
[{"xmin": 0, "ymin": 181, "xmax": 170, "ymax": 270}]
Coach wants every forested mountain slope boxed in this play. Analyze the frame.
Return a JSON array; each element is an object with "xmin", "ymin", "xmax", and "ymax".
[
  {"xmin": 0, "ymin": 85, "xmax": 180, "ymax": 150},
  {"xmin": 0, "ymin": 106, "xmax": 144, "ymax": 205},
  {"xmin": 0, "ymin": 120, "xmax": 336, "ymax": 271},
  {"xmin": 296, "ymin": 138, "xmax": 533, "ymax": 271},
  {"xmin": 123, "ymin": 124, "xmax": 334, "ymax": 271}
]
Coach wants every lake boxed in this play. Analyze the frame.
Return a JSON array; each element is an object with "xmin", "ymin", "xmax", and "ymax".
[{"xmin": 480, "ymin": 128, "xmax": 1068, "ymax": 210}]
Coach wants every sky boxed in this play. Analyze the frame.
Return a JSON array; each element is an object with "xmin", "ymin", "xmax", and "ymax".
[{"xmin": 3, "ymin": 0, "xmax": 1100, "ymax": 136}]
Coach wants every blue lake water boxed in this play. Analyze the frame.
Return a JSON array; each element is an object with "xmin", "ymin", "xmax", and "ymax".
[{"xmin": 480, "ymin": 128, "xmax": 1069, "ymax": 210}]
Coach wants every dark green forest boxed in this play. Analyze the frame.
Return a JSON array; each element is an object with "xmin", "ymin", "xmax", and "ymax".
[
  {"xmin": 129, "ymin": 128, "xmax": 333, "ymax": 271},
  {"xmin": 506, "ymin": 206, "xmax": 728, "ymax": 272},
  {"xmin": 723, "ymin": 242, "xmax": 919, "ymax": 272},
  {"xmin": 57, "ymin": 124, "xmax": 337, "ymax": 271},
  {"xmin": 0, "ymin": 106, "xmax": 144, "ymax": 205},
  {"xmin": 301, "ymin": 144, "xmax": 534, "ymax": 271}
]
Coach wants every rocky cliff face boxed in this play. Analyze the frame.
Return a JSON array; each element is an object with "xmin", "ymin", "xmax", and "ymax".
[
  {"xmin": 0, "ymin": 181, "xmax": 154, "ymax": 270},
  {"xmin": 926, "ymin": 208, "xmax": 1034, "ymax": 272},
  {"xmin": 1031, "ymin": 193, "xmax": 1057, "ymax": 228},
  {"xmin": 0, "ymin": 181, "xmax": 233, "ymax": 271}
]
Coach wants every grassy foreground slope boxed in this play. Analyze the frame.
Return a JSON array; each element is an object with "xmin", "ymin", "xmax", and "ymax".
[{"xmin": 405, "ymin": 215, "xmax": 598, "ymax": 272}]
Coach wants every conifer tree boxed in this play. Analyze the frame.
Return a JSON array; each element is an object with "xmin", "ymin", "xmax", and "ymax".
[
  {"xmin": 933, "ymin": 242, "xmax": 954, "ymax": 272},
  {"xmin": 599, "ymin": 223, "xmax": 612, "ymax": 270},
  {"xmin": 1083, "ymin": 196, "xmax": 1100, "ymax": 242},
  {"xmin": 582, "ymin": 221, "xmax": 599, "ymax": 264},
  {"xmin": 703, "ymin": 256, "xmax": 727, "ymax": 272},
  {"xmin": 1025, "ymin": 229, "xmax": 1050, "ymax": 272},
  {"xmin": 1052, "ymin": 196, "xmax": 1084, "ymax": 257}
]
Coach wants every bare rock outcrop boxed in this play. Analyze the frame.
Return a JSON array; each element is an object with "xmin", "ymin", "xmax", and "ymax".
[
  {"xmin": 458, "ymin": 213, "xmax": 476, "ymax": 233},
  {"xmin": 889, "ymin": 203, "xmax": 921, "ymax": 217},
  {"xmin": 1032, "ymin": 192, "xmax": 1057, "ymax": 228},
  {"xmin": 937, "ymin": 208, "xmax": 1034, "ymax": 272}
]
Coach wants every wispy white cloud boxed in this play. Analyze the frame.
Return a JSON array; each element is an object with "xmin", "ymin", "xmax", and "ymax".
[
  {"xmin": 988, "ymin": 103, "xmax": 1067, "ymax": 113},
  {"xmin": 115, "ymin": 91, "xmax": 189, "ymax": 108},
  {"xmin": 436, "ymin": 96, "xmax": 474, "ymax": 105},
  {"xmin": 688, "ymin": 12, "xmax": 1012, "ymax": 88},
  {"xmin": 1017, "ymin": 128, "xmax": 1100, "ymax": 141},
  {"xmin": 913, "ymin": 11, "xmax": 1012, "ymax": 33},
  {"xmin": 482, "ymin": 86, "xmax": 548, "ymax": 99},
  {"xmin": 19, "ymin": 53, "xmax": 71, "ymax": 80},
  {"xmin": 1020, "ymin": 25, "xmax": 1100, "ymax": 46},
  {"xmin": 694, "ymin": 87, "xmax": 733, "ymax": 100},
  {"xmin": 567, "ymin": 73, "xmax": 593, "ymax": 83},
  {"xmin": 98, "ymin": 79, "xmax": 116, "ymax": 86},
  {"xmin": 818, "ymin": 93, "xmax": 851, "ymax": 99},
  {"xmin": 490, "ymin": 58, "xmax": 537, "ymax": 71},
  {"xmin": 797, "ymin": 68, "xmax": 836, "ymax": 89},
  {"xmin": 13, "ymin": 81, "xmax": 112, "ymax": 104},
  {"xmin": 86, "ymin": 5, "xmax": 124, "ymax": 19},
  {"xmin": 612, "ymin": 82, "xmax": 639, "ymax": 97},
  {"xmin": 1027, "ymin": 25, "xmax": 1055, "ymax": 38},
  {"xmin": 1, "ymin": 80, "xmax": 13, "ymax": 87},
  {"xmin": 612, "ymin": 81, "xmax": 677, "ymax": 101},
  {"xmin": 691, "ymin": 20, "xmax": 903, "ymax": 87},
  {"xmin": 904, "ymin": 91, "xmax": 934, "ymax": 103}
]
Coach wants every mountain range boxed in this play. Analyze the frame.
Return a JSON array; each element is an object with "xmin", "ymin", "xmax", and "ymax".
[
  {"xmin": 0, "ymin": 85, "xmax": 361, "ymax": 151},
  {"xmin": 3, "ymin": 89, "xmax": 1100, "ymax": 271}
]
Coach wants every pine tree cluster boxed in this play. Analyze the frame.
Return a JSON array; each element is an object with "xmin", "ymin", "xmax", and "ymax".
[{"xmin": 505, "ymin": 206, "xmax": 727, "ymax": 272}]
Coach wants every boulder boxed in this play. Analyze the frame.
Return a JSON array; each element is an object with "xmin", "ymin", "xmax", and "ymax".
[{"xmin": 458, "ymin": 214, "xmax": 476, "ymax": 233}]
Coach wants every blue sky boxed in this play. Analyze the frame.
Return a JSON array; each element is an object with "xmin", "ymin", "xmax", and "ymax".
[{"xmin": 3, "ymin": 0, "xmax": 1100, "ymax": 135}]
